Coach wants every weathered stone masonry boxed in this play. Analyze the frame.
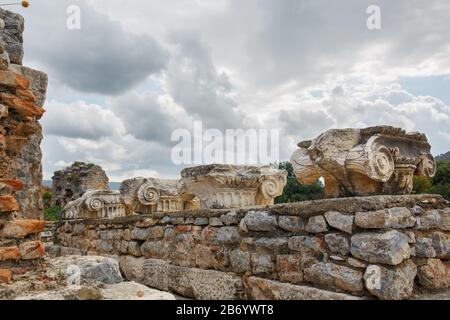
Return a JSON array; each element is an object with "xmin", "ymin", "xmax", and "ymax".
[
  {"xmin": 52, "ymin": 162, "xmax": 109, "ymax": 208},
  {"xmin": 55, "ymin": 194, "xmax": 450, "ymax": 300},
  {"xmin": 0, "ymin": 9, "xmax": 48, "ymax": 284}
]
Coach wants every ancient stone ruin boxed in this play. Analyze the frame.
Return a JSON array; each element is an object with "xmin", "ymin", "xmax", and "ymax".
[
  {"xmin": 59, "ymin": 164, "xmax": 287, "ymax": 221},
  {"xmin": 60, "ymin": 190, "xmax": 127, "ymax": 220},
  {"xmin": 181, "ymin": 165, "xmax": 288, "ymax": 209},
  {"xmin": 120, "ymin": 177, "xmax": 200, "ymax": 214},
  {"xmin": 1, "ymin": 8, "xmax": 449, "ymax": 301},
  {"xmin": 51, "ymin": 162, "xmax": 109, "ymax": 208},
  {"xmin": 54, "ymin": 162, "xmax": 449, "ymax": 300},
  {"xmin": 0, "ymin": 8, "xmax": 47, "ymax": 284},
  {"xmin": 55, "ymin": 194, "xmax": 450, "ymax": 300},
  {"xmin": 291, "ymin": 126, "xmax": 436, "ymax": 198}
]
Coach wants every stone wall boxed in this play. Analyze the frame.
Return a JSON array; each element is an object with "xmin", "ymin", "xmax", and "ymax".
[
  {"xmin": 0, "ymin": 9, "xmax": 48, "ymax": 220},
  {"xmin": 55, "ymin": 194, "xmax": 450, "ymax": 300},
  {"xmin": 51, "ymin": 162, "xmax": 109, "ymax": 208},
  {"xmin": 0, "ymin": 9, "xmax": 47, "ymax": 284}
]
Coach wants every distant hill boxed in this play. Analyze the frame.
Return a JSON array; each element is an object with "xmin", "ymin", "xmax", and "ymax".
[
  {"xmin": 42, "ymin": 180, "xmax": 121, "ymax": 191},
  {"xmin": 436, "ymin": 151, "xmax": 450, "ymax": 161}
]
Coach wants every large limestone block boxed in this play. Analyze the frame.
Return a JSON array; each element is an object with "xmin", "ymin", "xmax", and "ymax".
[
  {"xmin": 291, "ymin": 126, "xmax": 436, "ymax": 198},
  {"xmin": 416, "ymin": 259, "xmax": 450, "ymax": 290},
  {"xmin": 119, "ymin": 256, "xmax": 146, "ymax": 282},
  {"xmin": 46, "ymin": 256, "xmax": 123, "ymax": 285},
  {"xmin": 363, "ymin": 260, "xmax": 417, "ymax": 300},
  {"xmin": 0, "ymin": 219, "xmax": 45, "ymax": 238},
  {"xmin": 350, "ymin": 231, "xmax": 411, "ymax": 265},
  {"xmin": 0, "ymin": 9, "xmax": 24, "ymax": 65},
  {"xmin": 303, "ymin": 262, "xmax": 364, "ymax": 293},
  {"xmin": 355, "ymin": 207, "xmax": 416, "ymax": 229},
  {"xmin": 244, "ymin": 277, "xmax": 363, "ymax": 300},
  {"xmin": 14, "ymin": 282, "xmax": 176, "ymax": 300},
  {"xmin": 101, "ymin": 281, "xmax": 176, "ymax": 300},
  {"xmin": 10, "ymin": 65, "xmax": 48, "ymax": 107},
  {"xmin": 141, "ymin": 258, "xmax": 245, "ymax": 300}
]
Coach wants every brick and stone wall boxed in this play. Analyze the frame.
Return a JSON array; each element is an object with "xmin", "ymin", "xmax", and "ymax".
[
  {"xmin": 0, "ymin": 9, "xmax": 48, "ymax": 284},
  {"xmin": 54, "ymin": 194, "xmax": 450, "ymax": 300}
]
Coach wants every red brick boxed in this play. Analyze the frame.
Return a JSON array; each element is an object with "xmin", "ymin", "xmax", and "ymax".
[
  {"xmin": 15, "ymin": 89, "xmax": 36, "ymax": 102},
  {"xmin": 0, "ymin": 196, "xmax": 20, "ymax": 213},
  {"xmin": 19, "ymin": 240, "xmax": 45, "ymax": 260},
  {"xmin": 0, "ymin": 93, "xmax": 45, "ymax": 119},
  {"xmin": 0, "ymin": 179, "xmax": 24, "ymax": 191},
  {"xmin": 176, "ymin": 225, "xmax": 193, "ymax": 233},
  {"xmin": 0, "ymin": 246, "xmax": 20, "ymax": 261},
  {"xmin": 0, "ymin": 269, "xmax": 12, "ymax": 284},
  {"xmin": 0, "ymin": 219, "xmax": 46, "ymax": 238},
  {"xmin": 0, "ymin": 70, "xmax": 30, "ymax": 89}
]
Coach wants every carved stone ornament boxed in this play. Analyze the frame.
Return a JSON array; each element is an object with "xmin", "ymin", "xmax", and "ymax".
[
  {"xmin": 180, "ymin": 164, "xmax": 287, "ymax": 209},
  {"xmin": 290, "ymin": 126, "xmax": 436, "ymax": 198},
  {"xmin": 60, "ymin": 190, "xmax": 127, "ymax": 220},
  {"xmin": 120, "ymin": 178, "xmax": 200, "ymax": 214}
]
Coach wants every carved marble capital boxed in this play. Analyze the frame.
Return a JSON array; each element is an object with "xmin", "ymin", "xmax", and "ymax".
[
  {"xmin": 290, "ymin": 126, "xmax": 436, "ymax": 198},
  {"xmin": 181, "ymin": 165, "xmax": 287, "ymax": 209},
  {"xmin": 61, "ymin": 190, "xmax": 127, "ymax": 220},
  {"xmin": 120, "ymin": 178, "xmax": 200, "ymax": 214}
]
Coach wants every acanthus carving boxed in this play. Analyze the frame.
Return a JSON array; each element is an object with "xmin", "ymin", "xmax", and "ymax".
[{"xmin": 290, "ymin": 126, "xmax": 436, "ymax": 198}]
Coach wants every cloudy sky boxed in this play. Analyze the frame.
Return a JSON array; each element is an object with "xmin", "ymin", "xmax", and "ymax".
[{"xmin": 14, "ymin": 0, "xmax": 450, "ymax": 181}]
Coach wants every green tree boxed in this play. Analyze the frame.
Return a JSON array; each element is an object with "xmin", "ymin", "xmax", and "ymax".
[
  {"xmin": 44, "ymin": 206, "xmax": 61, "ymax": 221},
  {"xmin": 42, "ymin": 191, "xmax": 52, "ymax": 209},
  {"xmin": 413, "ymin": 161, "xmax": 450, "ymax": 201},
  {"xmin": 413, "ymin": 176, "xmax": 432, "ymax": 194},
  {"xmin": 275, "ymin": 162, "xmax": 324, "ymax": 204},
  {"xmin": 432, "ymin": 161, "xmax": 450, "ymax": 185},
  {"xmin": 429, "ymin": 161, "xmax": 450, "ymax": 201}
]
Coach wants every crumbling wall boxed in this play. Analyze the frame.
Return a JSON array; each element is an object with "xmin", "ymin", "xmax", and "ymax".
[
  {"xmin": 52, "ymin": 162, "xmax": 109, "ymax": 208},
  {"xmin": 55, "ymin": 194, "xmax": 450, "ymax": 300},
  {"xmin": 0, "ymin": 9, "xmax": 47, "ymax": 284}
]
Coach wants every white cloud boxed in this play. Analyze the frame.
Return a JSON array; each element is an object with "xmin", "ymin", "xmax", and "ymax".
[{"xmin": 42, "ymin": 101, "xmax": 125, "ymax": 140}]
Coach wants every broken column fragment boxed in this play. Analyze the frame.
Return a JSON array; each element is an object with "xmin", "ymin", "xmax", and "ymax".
[{"xmin": 290, "ymin": 126, "xmax": 436, "ymax": 198}]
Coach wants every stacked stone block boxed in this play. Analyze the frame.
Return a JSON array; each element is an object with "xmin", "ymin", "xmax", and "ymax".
[
  {"xmin": 0, "ymin": 9, "xmax": 48, "ymax": 284},
  {"xmin": 55, "ymin": 194, "xmax": 450, "ymax": 300}
]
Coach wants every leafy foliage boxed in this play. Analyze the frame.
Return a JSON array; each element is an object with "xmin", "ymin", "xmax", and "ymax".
[
  {"xmin": 42, "ymin": 191, "xmax": 52, "ymax": 209},
  {"xmin": 45, "ymin": 206, "xmax": 61, "ymax": 221},
  {"xmin": 413, "ymin": 176, "xmax": 432, "ymax": 194},
  {"xmin": 413, "ymin": 160, "xmax": 450, "ymax": 201},
  {"xmin": 275, "ymin": 162, "xmax": 324, "ymax": 204}
]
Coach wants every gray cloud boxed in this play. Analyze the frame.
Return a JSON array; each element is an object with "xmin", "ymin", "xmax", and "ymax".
[
  {"xmin": 108, "ymin": 91, "xmax": 180, "ymax": 144},
  {"xmin": 22, "ymin": 0, "xmax": 169, "ymax": 95},
  {"xmin": 165, "ymin": 31, "xmax": 244, "ymax": 130}
]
